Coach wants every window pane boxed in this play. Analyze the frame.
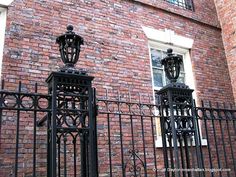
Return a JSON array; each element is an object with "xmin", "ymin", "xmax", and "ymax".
[
  {"xmin": 151, "ymin": 48, "xmax": 186, "ymax": 88},
  {"xmin": 177, "ymin": 73, "xmax": 185, "ymax": 83},
  {"xmin": 151, "ymin": 49, "xmax": 162, "ymax": 68},
  {"xmin": 153, "ymin": 69, "xmax": 163, "ymax": 87}
]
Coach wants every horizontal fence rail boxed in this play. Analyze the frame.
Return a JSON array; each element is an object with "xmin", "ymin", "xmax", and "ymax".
[{"xmin": 0, "ymin": 81, "xmax": 51, "ymax": 177}]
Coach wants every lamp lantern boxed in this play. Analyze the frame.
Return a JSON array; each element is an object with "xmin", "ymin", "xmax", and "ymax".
[
  {"xmin": 161, "ymin": 48, "xmax": 183, "ymax": 83},
  {"xmin": 56, "ymin": 25, "xmax": 84, "ymax": 68}
]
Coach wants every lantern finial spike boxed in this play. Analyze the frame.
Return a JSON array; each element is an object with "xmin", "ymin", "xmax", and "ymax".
[
  {"xmin": 67, "ymin": 25, "xmax": 73, "ymax": 32},
  {"xmin": 167, "ymin": 48, "xmax": 173, "ymax": 55}
]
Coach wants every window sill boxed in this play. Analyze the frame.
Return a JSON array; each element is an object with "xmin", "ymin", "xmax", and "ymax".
[{"xmin": 155, "ymin": 136, "xmax": 208, "ymax": 148}]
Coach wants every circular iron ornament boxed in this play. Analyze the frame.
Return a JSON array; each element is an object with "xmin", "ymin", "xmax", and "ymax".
[
  {"xmin": 3, "ymin": 94, "xmax": 17, "ymax": 108},
  {"xmin": 21, "ymin": 95, "xmax": 34, "ymax": 109},
  {"xmin": 56, "ymin": 25, "xmax": 84, "ymax": 68},
  {"xmin": 37, "ymin": 97, "xmax": 50, "ymax": 109},
  {"xmin": 161, "ymin": 48, "xmax": 183, "ymax": 83}
]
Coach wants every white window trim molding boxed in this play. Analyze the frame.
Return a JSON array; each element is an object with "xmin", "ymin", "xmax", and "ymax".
[
  {"xmin": 142, "ymin": 26, "xmax": 193, "ymax": 49},
  {"xmin": 0, "ymin": 0, "xmax": 14, "ymax": 7},
  {"xmin": 148, "ymin": 41, "xmax": 195, "ymax": 90},
  {"xmin": 143, "ymin": 26, "xmax": 207, "ymax": 147},
  {"xmin": 0, "ymin": 7, "xmax": 7, "ymax": 79}
]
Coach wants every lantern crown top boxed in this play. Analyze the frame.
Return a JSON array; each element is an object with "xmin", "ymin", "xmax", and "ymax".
[
  {"xmin": 56, "ymin": 25, "xmax": 84, "ymax": 70},
  {"xmin": 161, "ymin": 48, "xmax": 183, "ymax": 83}
]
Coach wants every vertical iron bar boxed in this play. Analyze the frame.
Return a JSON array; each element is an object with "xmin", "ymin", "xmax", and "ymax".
[
  {"xmin": 230, "ymin": 103, "xmax": 236, "ymax": 134},
  {"xmin": 58, "ymin": 137, "xmax": 61, "ymax": 177},
  {"xmin": 168, "ymin": 135, "xmax": 175, "ymax": 177},
  {"xmin": 129, "ymin": 92, "xmax": 137, "ymax": 176},
  {"xmin": 139, "ymin": 94, "xmax": 147, "ymax": 176},
  {"xmin": 179, "ymin": 136, "xmax": 186, "ymax": 177},
  {"xmin": 224, "ymin": 103, "xmax": 236, "ymax": 176},
  {"xmin": 86, "ymin": 134, "xmax": 89, "ymax": 177},
  {"xmin": 118, "ymin": 94, "xmax": 125, "ymax": 177},
  {"xmin": 130, "ymin": 114, "xmax": 137, "ymax": 177},
  {"xmin": 209, "ymin": 101, "xmax": 222, "ymax": 177},
  {"xmin": 201, "ymin": 101, "xmax": 214, "ymax": 177},
  {"xmin": 106, "ymin": 89, "xmax": 113, "ymax": 176},
  {"xmin": 73, "ymin": 136, "xmax": 76, "ymax": 177},
  {"xmin": 64, "ymin": 133, "xmax": 67, "ymax": 177},
  {"xmin": 80, "ymin": 132, "xmax": 87, "ymax": 177},
  {"xmin": 93, "ymin": 88, "xmax": 98, "ymax": 176},
  {"xmin": 177, "ymin": 105, "xmax": 187, "ymax": 177},
  {"xmin": 33, "ymin": 83, "xmax": 38, "ymax": 177},
  {"xmin": 88, "ymin": 86, "xmax": 98, "ymax": 176},
  {"xmin": 119, "ymin": 114, "xmax": 125, "ymax": 177},
  {"xmin": 14, "ymin": 81, "xmax": 21, "ymax": 177},
  {"xmin": 161, "ymin": 101, "xmax": 170, "ymax": 177},
  {"xmin": 107, "ymin": 113, "xmax": 113, "ymax": 176},
  {"xmin": 189, "ymin": 137, "xmax": 196, "ymax": 177},
  {"xmin": 150, "ymin": 115, "xmax": 158, "ymax": 177},
  {"xmin": 168, "ymin": 91, "xmax": 180, "ymax": 177},
  {"xmin": 140, "ymin": 115, "xmax": 148, "ymax": 176},
  {"xmin": 51, "ymin": 78, "xmax": 57, "ymax": 177},
  {"xmin": 160, "ymin": 103, "xmax": 169, "ymax": 177},
  {"xmin": 193, "ymin": 101, "xmax": 205, "ymax": 174},
  {"xmin": 47, "ymin": 112, "xmax": 51, "ymax": 177},
  {"xmin": 191, "ymin": 101, "xmax": 204, "ymax": 177},
  {"xmin": 183, "ymin": 134, "xmax": 191, "ymax": 177},
  {"xmin": 217, "ymin": 103, "xmax": 230, "ymax": 177},
  {"xmin": 80, "ymin": 92, "xmax": 87, "ymax": 177}
]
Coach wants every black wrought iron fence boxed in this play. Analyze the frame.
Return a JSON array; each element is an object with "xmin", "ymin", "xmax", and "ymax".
[
  {"xmin": 96, "ymin": 90, "xmax": 236, "ymax": 177},
  {"xmin": 0, "ymin": 84, "xmax": 236, "ymax": 177},
  {"xmin": 96, "ymin": 91, "xmax": 160, "ymax": 176},
  {"xmin": 0, "ymin": 81, "xmax": 50, "ymax": 177},
  {"xmin": 195, "ymin": 101, "xmax": 236, "ymax": 177}
]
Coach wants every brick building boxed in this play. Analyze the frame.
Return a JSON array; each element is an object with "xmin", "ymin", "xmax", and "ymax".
[
  {"xmin": 0, "ymin": 0, "xmax": 236, "ymax": 176},
  {"xmin": 214, "ymin": 0, "xmax": 236, "ymax": 103},
  {"xmin": 0, "ymin": 0, "xmax": 234, "ymax": 102}
]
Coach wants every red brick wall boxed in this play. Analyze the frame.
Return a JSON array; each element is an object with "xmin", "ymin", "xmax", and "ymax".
[
  {"xmin": 2, "ymin": 0, "xmax": 234, "ymax": 103},
  {"xmin": 0, "ymin": 0, "xmax": 235, "ymax": 176},
  {"xmin": 214, "ymin": 0, "xmax": 236, "ymax": 103}
]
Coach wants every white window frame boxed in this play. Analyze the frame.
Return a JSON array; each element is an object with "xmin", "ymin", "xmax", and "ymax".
[
  {"xmin": 143, "ymin": 26, "xmax": 207, "ymax": 147},
  {"xmin": 0, "ymin": 1, "xmax": 13, "ymax": 79},
  {"xmin": 0, "ymin": 7, "xmax": 7, "ymax": 79},
  {"xmin": 149, "ymin": 42, "xmax": 191, "ymax": 90}
]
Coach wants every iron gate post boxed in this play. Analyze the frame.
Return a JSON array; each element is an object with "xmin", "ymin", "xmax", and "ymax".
[
  {"xmin": 44, "ymin": 25, "xmax": 98, "ymax": 177},
  {"xmin": 158, "ymin": 49, "xmax": 204, "ymax": 177},
  {"xmin": 46, "ymin": 71, "xmax": 98, "ymax": 177}
]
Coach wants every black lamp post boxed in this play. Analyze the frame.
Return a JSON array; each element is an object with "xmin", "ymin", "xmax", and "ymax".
[
  {"xmin": 161, "ymin": 48, "xmax": 182, "ymax": 83},
  {"xmin": 56, "ymin": 25, "xmax": 84, "ymax": 69}
]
